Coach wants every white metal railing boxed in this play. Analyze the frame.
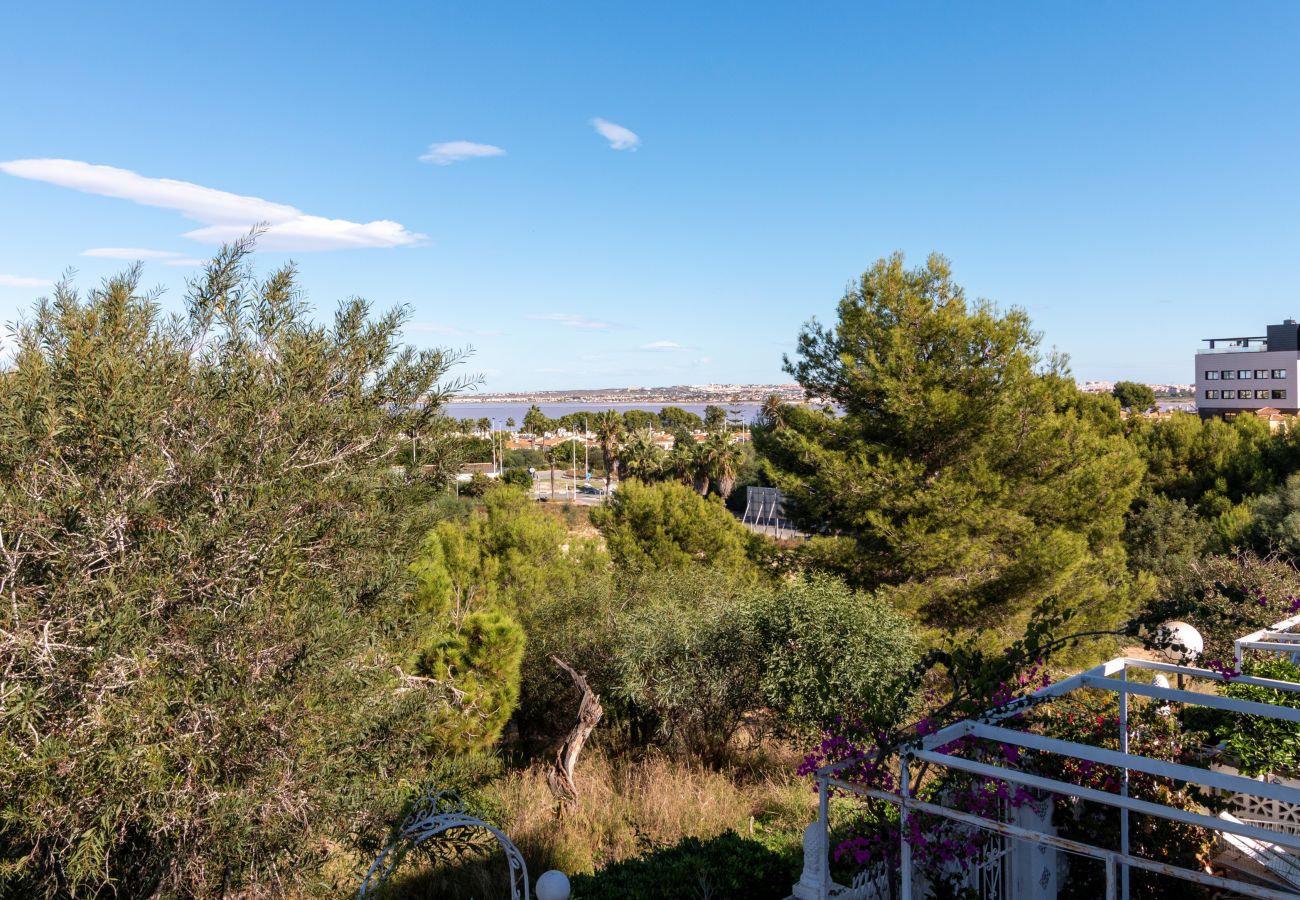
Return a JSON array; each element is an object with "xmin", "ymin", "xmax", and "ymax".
[
  {"xmin": 796, "ymin": 656, "xmax": 1300, "ymax": 900},
  {"xmin": 1236, "ymin": 613, "xmax": 1300, "ymax": 666}
]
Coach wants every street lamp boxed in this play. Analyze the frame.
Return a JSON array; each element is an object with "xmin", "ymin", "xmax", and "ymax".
[{"xmin": 1154, "ymin": 620, "xmax": 1204, "ymax": 691}]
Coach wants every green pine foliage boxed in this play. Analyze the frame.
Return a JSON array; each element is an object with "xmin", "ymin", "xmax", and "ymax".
[
  {"xmin": 412, "ymin": 608, "xmax": 527, "ymax": 752},
  {"xmin": 591, "ymin": 479, "xmax": 766, "ymax": 576},
  {"xmin": 407, "ymin": 486, "xmax": 610, "ymax": 752},
  {"xmin": 757, "ymin": 252, "xmax": 1146, "ymax": 645},
  {"xmin": 1122, "ymin": 410, "xmax": 1297, "ymax": 538},
  {"xmin": 1122, "ymin": 495, "xmax": 1211, "ymax": 589},
  {"xmin": 1112, "ymin": 380, "xmax": 1156, "ymax": 411}
]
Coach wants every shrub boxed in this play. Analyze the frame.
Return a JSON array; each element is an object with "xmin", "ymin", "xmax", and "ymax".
[
  {"xmin": 1221, "ymin": 657, "xmax": 1300, "ymax": 776},
  {"xmin": 462, "ymin": 470, "xmax": 494, "ymax": 496},
  {"xmin": 755, "ymin": 576, "xmax": 920, "ymax": 737},
  {"xmin": 502, "ymin": 466, "xmax": 534, "ymax": 488},
  {"xmin": 1151, "ymin": 551, "xmax": 1300, "ymax": 661},
  {"xmin": 591, "ymin": 479, "xmax": 764, "ymax": 577},
  {"xmin": 1122, "ymin": 495, "xmax": 1210, "ymax": 588},
  {"xmin": 0, "ymin": 241, "xmax": 472, "ymax": 896},
  {"xmin": 612, "ymin": 569, "xmax": 765, "ymax": 761},
  {"xmin": 412, "ymin": 609, "xmax": 527, "ymax": 751},
  {"xmin": 569, "ymin": 832, "xmax": 798, "ymax": 900}
]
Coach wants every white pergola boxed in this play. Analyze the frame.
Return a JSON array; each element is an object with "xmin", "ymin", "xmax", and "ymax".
[
  {"xmin": 795, "ymin": 622, "xmax": 1300, "ymax": 900},
  {"xmin": 1237, "ymin": 612, "xmax": 1300, "ymax": 666}
]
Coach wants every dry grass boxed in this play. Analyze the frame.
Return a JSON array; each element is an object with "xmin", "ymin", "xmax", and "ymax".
[{"xmin": 374, "ymin": 750, "xmax": 813, "ymax": 899}]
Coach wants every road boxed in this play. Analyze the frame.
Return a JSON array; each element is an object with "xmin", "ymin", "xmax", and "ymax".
[{"xmin": 529, "ymin": 469, "xmax": 611, "ymax": 505}]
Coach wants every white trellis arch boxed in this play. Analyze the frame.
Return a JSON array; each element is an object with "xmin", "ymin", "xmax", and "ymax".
[
  {"xmin": 793, "ymin": 651, "xmax": 1300, "ymax": 900},
  {"xmin": 358, "ymin": 790, "xmax": 531, "ymax": 899}
]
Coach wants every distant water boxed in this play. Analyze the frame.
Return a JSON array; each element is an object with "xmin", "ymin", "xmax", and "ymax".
[{"xmin": 444, "ymin": 401, "xmax": 765, "ymax": 426}]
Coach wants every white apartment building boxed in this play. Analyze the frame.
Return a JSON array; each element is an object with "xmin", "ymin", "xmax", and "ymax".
[{"xmin": 1195, "ymin": 319, "xmax": 1300, "ymax": 416}]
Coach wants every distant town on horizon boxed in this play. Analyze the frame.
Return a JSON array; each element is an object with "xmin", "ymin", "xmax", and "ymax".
[{"xmin": 447, "ymin": 380, "xmax": 1196, "ymax": 405}]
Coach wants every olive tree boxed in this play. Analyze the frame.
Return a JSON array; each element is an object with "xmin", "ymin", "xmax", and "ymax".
[{"xmin": 0, "ymin": 238, "xmax": 475, "ymax": 897}]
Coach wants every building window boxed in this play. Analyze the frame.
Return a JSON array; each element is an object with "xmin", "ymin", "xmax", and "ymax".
[
  {"xmin": 1256, "ymin": 369, "xmax": 1270, "ymax": 379},
  {"xmin": 1257, "ymin": 390, "xmax": 1271, "ymax": 400},
  {"xmin": 1205, "ymin": 390, "xmax": 1220, "ymax": 399},
  {"xmin": 1239, "ymin": 369, "xmax": 1253, "ymax": 379},
  {"xmin": 1274, "ymin": 369, "xmax": 1288, "ymax": 378},
  {"xmin": 1274, "ymin": 390, "xmax": 1288, "ymax": 400},
  {"xmin": 1222, "ymin": 370, "xmax": 1236, "ymax": 379},
  {"xmin": 1222, "ymin": 390, "xmax": 1237, "ymax": 399},
  {"xmin": 1205, "ymin": 370, "xmax": 1221, "ymax": 380}
]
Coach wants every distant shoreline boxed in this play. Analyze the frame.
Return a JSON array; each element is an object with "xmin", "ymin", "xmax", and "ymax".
[{"xmin": 447, "ymin": 384, "xmax": 806, "ymax": 405}]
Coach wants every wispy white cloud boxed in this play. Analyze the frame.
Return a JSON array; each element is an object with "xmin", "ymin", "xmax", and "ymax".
[
  {"xmin": 0, "ymin": 274, "xmax": 51, "ymax": 287},
  {"xmin": 0, "ymin": 159, "xmax": 426, "ymax": 252},
  {"xmin": 527, "ymin": 313, "xmax": 615, "ymax": 331},
  {"xmin": 82, "ymin": 247, "xmax": 204, "ymax": 266},
  {"xmin": 419, "ymin": 141, "xmax": 506, "ymax": 165},
  {"xmin": 408, "ymin": 322, "xmax": 503, "ymax": 338},
  {"xmin": 639, "ymin": 340, "xmax": 690, "ymax": 352},
  {"xmin": 591, "ymin": 118, "xmax": 640, "ymax": 151},
  {"xmin": 84, "ymin": 246, "xmax": 188, "ymax": 260}
]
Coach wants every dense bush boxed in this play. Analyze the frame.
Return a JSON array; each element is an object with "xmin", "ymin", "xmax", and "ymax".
[
  {"xmin": 1247, "ymin": 471, "xmax": 1300, "ymax": 559},
  {"xmin": 1122, "ymin": 495, "xmax": 1210, "ymax": 589},
  {"xmin": 1033, "ymin": 691, "xmax": 1219, "ymax": 900},
  {"xmin": 1221, "ymin": 657, "xmax": 1300, "ymax": 776},
  {"xmin": 604, "ymin": 570, "xmax": 921, "ymax": 758},
  {"xmin": 0, "ymin": 241, "xmax": 473, "ymax": 896},
  {"xmin": 1149, "ymin": 552, "xmax": 1300, "ymax": 662},
  {"xmin": 612, "ymin": 569, "xmax": 766, "ymax": 760},
  {"xmin": 502, "ymin": 466, "xmax": 534, "ymax": 488},
  {"xmin": 754, "ymin": 576, "xmax": 920, "ymax": 737},
  {"xmin": 569, "ymin": 832, "xmax": 798, "ymax": 900},
  {"xmin": 591, "ymin": 479, "xmax": 766, "ymax": 576}
]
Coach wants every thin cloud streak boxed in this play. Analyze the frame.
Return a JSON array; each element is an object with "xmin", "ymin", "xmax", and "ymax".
[
  {"xmin": 527, "ymin": 313, "xmax": 615, "ymax": 331},
  {"xmin": 639, "ymin": 340, "xmax": 690, "ymax": 352},
  {"xmin": 0, "ymin": 159, "xmax": 426, "ymax": 252},
  {"xmin": 408, "ymin": 322, "xmax": 503, "ymax": 338},
  {"xmin": 591, "ymin": 118, "xmax": 640, "ymax": 151},
  {"xmin": 419, "ymin": 141, "xmax": 506, "ymax": 165},
  {"xmin": 83, "ymin": 247, "xmax": 188, "ymax": 260},
  {"xmin": 0, "ymin": 274, "xmax": 51, "ymax": 287}
]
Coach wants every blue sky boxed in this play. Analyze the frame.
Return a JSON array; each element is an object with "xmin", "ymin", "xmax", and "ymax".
[{"xmin": 2, "ymin": 2, "xmax": 1298, "ymax": 391}]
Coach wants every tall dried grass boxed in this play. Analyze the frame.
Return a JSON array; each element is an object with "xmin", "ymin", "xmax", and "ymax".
[{"xmin": 375, "ymin": 750, "xmax": 813, "ymax": 899}]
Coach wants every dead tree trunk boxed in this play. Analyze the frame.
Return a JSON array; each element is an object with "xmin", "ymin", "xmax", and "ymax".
[{"xmin": 547, "ymin": 655, "xmax": 603, "ymax": 809}]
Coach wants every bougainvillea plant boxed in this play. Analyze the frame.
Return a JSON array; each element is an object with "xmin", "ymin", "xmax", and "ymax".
[{"xmin": 801, "ymin": 599, "xmax": 1235, "ymax": 895}]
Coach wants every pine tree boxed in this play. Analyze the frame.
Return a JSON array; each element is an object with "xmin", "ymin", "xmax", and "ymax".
[{"xmin": 757, "ymin": 252, "xmax": 1147, "ymax": 644}]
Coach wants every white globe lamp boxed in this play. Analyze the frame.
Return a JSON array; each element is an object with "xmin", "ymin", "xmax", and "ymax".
[
  {"xmin": 536, "ymin": 870, "xmax": 571, "ymax": 900},
  {"xmin": 1154, "ymin": 620, "xmax": 1203, "ymax": 664}
]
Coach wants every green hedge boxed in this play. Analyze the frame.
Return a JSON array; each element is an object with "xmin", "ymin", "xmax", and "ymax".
[{"xmin": 570, "ymin": 832, "xmax": 798, "ymax": 899}]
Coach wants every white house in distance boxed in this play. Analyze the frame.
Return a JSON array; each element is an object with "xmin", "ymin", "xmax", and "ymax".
[{"xmin": 1195, "ymin": 319, "xmax": 1300, "ymax": 418}]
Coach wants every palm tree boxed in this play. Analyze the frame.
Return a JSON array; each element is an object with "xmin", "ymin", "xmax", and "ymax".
[
  {"xmin": 666, "ymin": 436, "xmax": 709, "ymax": 494},
  {"xmin": 701, "ymin": 431, "xmax": 742, "ymax": 499},
  {"xmin": 592, "ymin": 409, "xmax": 625, "ymax": 497},
  {"xmin": 759, "ymin": 393, "xmax": 788, "ymax": 429},
  {"xmin": 619, "ymin": 430, "xmax": 665, "ymax": 482}
]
